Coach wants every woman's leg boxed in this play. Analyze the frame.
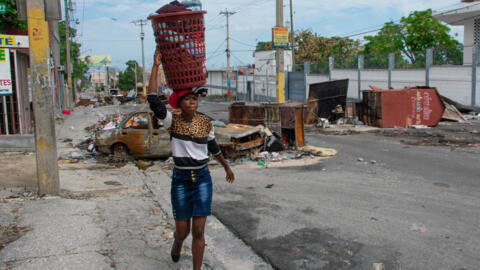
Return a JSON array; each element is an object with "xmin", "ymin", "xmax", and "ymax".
[
  {"xmin": 191, "ymin": 216, "xmax": 207, "ymax": 270},
  {"xmin": 172, "ymin": 219, "xmax": 191, "ymax": 259}
]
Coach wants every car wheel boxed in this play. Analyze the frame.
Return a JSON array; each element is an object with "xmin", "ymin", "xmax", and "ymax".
[{"xmin": 112, "ymin": 143, "xmax": 129, "ymax": 158}]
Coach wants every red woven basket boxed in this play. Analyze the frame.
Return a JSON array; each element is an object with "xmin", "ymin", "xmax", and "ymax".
[{"xmin": 148, "ymin": 10, "xmax": 207, "ymax": 90}]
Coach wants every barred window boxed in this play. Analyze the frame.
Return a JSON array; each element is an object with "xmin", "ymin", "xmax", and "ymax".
[{"xmin": 474, "ymin": 18, "xmax": 480, "ymax": 45}]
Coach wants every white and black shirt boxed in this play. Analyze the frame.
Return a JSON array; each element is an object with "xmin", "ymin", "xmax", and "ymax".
[{"xmin": 148, "ymin": 94, "xmax": 221, "ymax": 170}]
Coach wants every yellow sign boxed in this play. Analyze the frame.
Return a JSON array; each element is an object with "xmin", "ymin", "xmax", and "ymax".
[
  {"xmin": 0, "ymin": 48, "xmax": 13, "ymax": 96},
  {"xmin": 0, "ymin": 36, "xmax": 16, "ymax": 47},
  {"xmin": 273, "ymin": 27, "xmax": 289, "ymax": 48},
  {"xmin": 0, "ymin": 49, "xmax": 5, "ymax": 62}
]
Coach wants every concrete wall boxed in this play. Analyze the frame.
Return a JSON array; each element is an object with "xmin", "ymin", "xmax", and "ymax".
[
  {"xmin": 0, "ymin": 135, "xmax": 35, "ymax": 152},
  {"xmin": 210, "ymin": 65, "xmax": 480, "ymax": 106},
  {"xmin": 307, "ymin": 65, "xmax": 479, "ymax": 106}
]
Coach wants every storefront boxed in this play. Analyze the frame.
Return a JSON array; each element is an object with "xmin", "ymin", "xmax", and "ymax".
[{"xmin": 0, "ymin": 34, "xmax": 31, "ymax": 135}]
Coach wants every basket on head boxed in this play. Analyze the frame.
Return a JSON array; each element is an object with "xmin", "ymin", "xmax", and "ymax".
[{"xmin": 148, "ymin": 1, "xmax": 207, "ymax": 91}]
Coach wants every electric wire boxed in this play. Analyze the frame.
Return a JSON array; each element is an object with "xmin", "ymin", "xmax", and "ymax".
[{"xmin": 230, "ymin": 37, "xmax": 257, "ymax": 47}]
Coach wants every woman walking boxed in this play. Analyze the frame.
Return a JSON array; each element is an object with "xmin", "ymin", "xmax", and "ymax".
[{"xmin": 147, "ymin": 50, "xmax": 235, "ymax": 270}]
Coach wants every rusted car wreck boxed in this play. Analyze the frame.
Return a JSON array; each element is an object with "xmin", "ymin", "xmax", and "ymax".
[{"xmin": 95, "ymin": 110, "xmax": 265, "ymax": 158}]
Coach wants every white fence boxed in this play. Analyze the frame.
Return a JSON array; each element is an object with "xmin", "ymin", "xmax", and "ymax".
[{"xmin": 207, "ymin": 65, "xmax": 480, "ymax": 107}]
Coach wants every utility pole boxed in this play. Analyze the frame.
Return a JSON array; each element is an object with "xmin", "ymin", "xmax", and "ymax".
[
  {"xmin": 132, "ymin": 19, "xmax": 147, "ymax": 97},
  {"xmin": 134, "ymin": 61, "xmax": 138, "ymax": 93},
  {"xmin": 276, "ymin": 0, "xmax": 285, "ymax": 103},
  {"xmin": 289, "ymin": 0, "xmax": 295, "ymax": 69},
  {"xmin": 27, "ymin": 0, "xmax": 60, "ymax": 195},
  {"xmin": 220, "ymin": 9, "xmax": 235, "ymax": 100},
  {"xmin": 64, "ymin": 0, "xmax": 72, "ymax": 109}
]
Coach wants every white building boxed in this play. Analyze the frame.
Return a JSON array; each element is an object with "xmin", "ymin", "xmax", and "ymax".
[
  {"xmin": 434, "ymin": 0, "xmax": 480, "ymax": 65},
  {"xmin": 254, "ymin": 50, "xmax": 293, "ymax": 75}
]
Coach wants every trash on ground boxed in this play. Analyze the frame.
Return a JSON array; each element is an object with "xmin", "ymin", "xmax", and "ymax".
[
  {"xmin": 373, "ymin": 263, "xmax": 385, "ymax": 270},
  {"xmin": 410, "ymin": 223, "xmax": 428, "ymax": 233},
  {"xmin": 411, "ymin": 125, "xmax": 431, "ymax": 129},
  {"xmin": 299, "ymin": 146, "xmax": 338, "ymax": 157}
]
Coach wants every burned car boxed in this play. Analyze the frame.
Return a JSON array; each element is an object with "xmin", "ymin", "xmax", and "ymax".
[{"xmin": 95, "ymin": 110, "xmax": 264, "ymax": 158}]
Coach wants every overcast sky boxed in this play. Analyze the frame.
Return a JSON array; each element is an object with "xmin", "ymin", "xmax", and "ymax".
[{"xmin": 72, "ymin": 0, "xmax": 465, "ymax": 71}]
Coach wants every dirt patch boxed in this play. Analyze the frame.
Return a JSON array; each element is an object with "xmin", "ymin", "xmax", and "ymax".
[
  {"xmin": 376, "ymin": 121, "xmax": 480, "ymax": 148},
  {"xmin": 0, "ymin": 153, "xmax": 36, "ymax": 191},
  {"xmin": 0, "ymin": 224, "xmax": 32, "ymax": 250}
]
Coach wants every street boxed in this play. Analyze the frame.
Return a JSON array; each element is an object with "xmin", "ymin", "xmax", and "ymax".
[
  {"xmin": 210, "ymin": 131, "xmax": 480, "ymax": 270},
  {"xmin": 1, "ymin": 103, "xmax": 480, "ymax": 270}
]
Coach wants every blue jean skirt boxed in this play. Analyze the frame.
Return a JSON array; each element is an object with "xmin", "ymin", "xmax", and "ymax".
[{"xmin": 171, "ymin": 166, "xmax": 213, "ymax": 221}]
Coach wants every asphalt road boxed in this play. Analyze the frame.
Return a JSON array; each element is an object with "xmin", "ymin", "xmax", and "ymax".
[{"xmin": 209, "ymin": 132, "xmax": 480, "ymax": 270}]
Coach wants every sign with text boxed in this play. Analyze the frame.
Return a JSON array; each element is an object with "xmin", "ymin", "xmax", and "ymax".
[
  {"xmin": 272, "ymin": 27, "xmax": 289, "ymax": 48},
  {"xmin": 81, "ymin": 54, "xmax": 112, "ymax": 68},
  {"xmin": 0, "ymin": 35, "xmax": 29, "ymax": 48},
  {"xmin": 0, "ymin": 3, "xmax": 6, "ymax": 15},
  {"xmin": 0, "ymin": 48, "xmax": 13, "ymax": 96}
]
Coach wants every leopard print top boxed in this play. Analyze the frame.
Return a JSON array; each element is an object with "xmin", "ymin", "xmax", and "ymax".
[{"xmin": 169, "ymin": 112, "xmax": 212, "ymax": 139}]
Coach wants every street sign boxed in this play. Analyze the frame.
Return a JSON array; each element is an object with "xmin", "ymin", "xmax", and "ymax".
[
  {"xmin": 0, "ymin": 48, "xmax": 13, "ymax": 96},
  {"xmin": 272, "ymin": 27, "xmax": 289, "ymax": 48},
  {"xmin": 0, "ymin": 2, "xmax": 6, "ymax": 15}
]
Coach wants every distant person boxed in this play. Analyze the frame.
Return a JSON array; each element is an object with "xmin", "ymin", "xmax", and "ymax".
[{"xmin": 147, "ymin": 49, "xmax": 234, "ymax": 270}]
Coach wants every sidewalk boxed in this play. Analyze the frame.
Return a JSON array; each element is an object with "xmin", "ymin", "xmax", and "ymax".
[
  {"xmin": 0, "ymin": 105, "xmax": 272, "ymax": 270},
  {"xmin": 0, "ymin": 160, "xmax": 271, "ymax": 270}
]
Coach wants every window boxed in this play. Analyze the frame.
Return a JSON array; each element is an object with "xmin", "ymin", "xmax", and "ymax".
[
  {"xmin": 123, "ymin": 113, "xmax": 149, "ymax": 129},
  {"xmin": 475, "ymin": 18, "xmax": 480, "ymax": 45}
]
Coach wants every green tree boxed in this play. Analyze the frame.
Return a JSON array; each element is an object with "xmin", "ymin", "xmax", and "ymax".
[
  {"xmin": 58, "ymin": 21, "xmax": 88, "ymax": 83},
  {"xmin": 294, "ymin": 30, "xmax": 360, "ymax": 72},
  {"xmin": 117, "ymin": 60, "xmax": 142, "ymax": 91},
  {"xmin": 362, "ymin": 9, "xmax": 462, "ymax": 67},
  {"xmin": 255, "ymin": 41, "xmax": 273, "ymax": 52},
  {"xmin": 0, "ymin": 0, "xmax": 27, "ymax": 33}
]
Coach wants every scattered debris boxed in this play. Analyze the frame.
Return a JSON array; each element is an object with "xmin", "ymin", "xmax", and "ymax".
[
  {"xmin": 299, "ymin": 146, "xmax": 337, "ymax": 157},
  {"xmin": 0, "ymin": 225, "xmax": 33, "ymax": 250},
  {"xmin": 104, "ymin": 181, "xmax": 122, "ymax": 186},
  {"xmin": 411, "ymin": 125, "xmax": 430, "ymax": 129},
  {"xmin": 136, "ymin": 160, "xmax": 154, "ymax": 170},
  {"xmin": 410, "ymin": 224, "xmax": 428, "ymax": 233},
  {"xmin": 373, "ymin": 263, "xmax": 385, "ymax": 270}
]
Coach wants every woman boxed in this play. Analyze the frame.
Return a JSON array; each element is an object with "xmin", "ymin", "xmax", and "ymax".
[{"xmin": 147, "ymin": 50, "xmax": 235, "ymax": 270}]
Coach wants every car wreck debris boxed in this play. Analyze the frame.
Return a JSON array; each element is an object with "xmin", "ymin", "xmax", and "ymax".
[{"xmin": 229, "ymin": 102, "xmax": 305, "ymax": 148}]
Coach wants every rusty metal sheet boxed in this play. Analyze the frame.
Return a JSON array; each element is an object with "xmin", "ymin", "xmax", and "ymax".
[
  {"xmin": 234, "ymin": 137, "xmax": 264, "ymax": 151},
  {"xmin": 214, "ymin": 124, "xmax": 264, "ymax": 139},
  {"xmin": 357, "ymin": 87, "xmax": 445, "ymax": 128},
  {"xmin": 442, "ymin": 102, "xmax": 466, "ymax": 122},
  {"xmin": 229, "ymin": 102, "xmax": 265, "ymax": 126}
]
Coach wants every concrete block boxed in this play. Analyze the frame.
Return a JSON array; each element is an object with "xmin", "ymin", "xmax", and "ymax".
[{"xmin": 0, "ymin": 135, "xmax": 35, "ymax": 152}]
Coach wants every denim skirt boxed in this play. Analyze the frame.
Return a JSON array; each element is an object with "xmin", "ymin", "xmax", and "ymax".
[{"xmin": 171, "ymin": 166, "xmax": 213, "ymax": 221}]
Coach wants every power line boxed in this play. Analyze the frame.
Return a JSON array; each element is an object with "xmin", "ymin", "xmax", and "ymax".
[
  {"xmin": 230, "ymin": 37, "xmax": 257, "ymax": 47},
  {"xmin": 340, "ymin": 3, "xmax": 480, "ymax": 39},
  {"xmin": 231, "ymin": 52, "xmax": 248, "ymax": 66},
  {"xmin": 208, "ymin": 39, "xmax": 227, "ymax": 55}
]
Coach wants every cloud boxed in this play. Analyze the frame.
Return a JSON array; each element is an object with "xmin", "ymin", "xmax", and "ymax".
[{"xmin": 75, "ymin": 0, "xmax": 462, "ymax": 69}]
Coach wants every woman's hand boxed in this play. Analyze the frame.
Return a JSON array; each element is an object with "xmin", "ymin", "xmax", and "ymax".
[
  {"xmin": 154, "ymin": 49, "xmax": 161, "ymax": 67},
  {"xmin": 225, "ymin": 167, "xmax": 235, "ymax": 184}
]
